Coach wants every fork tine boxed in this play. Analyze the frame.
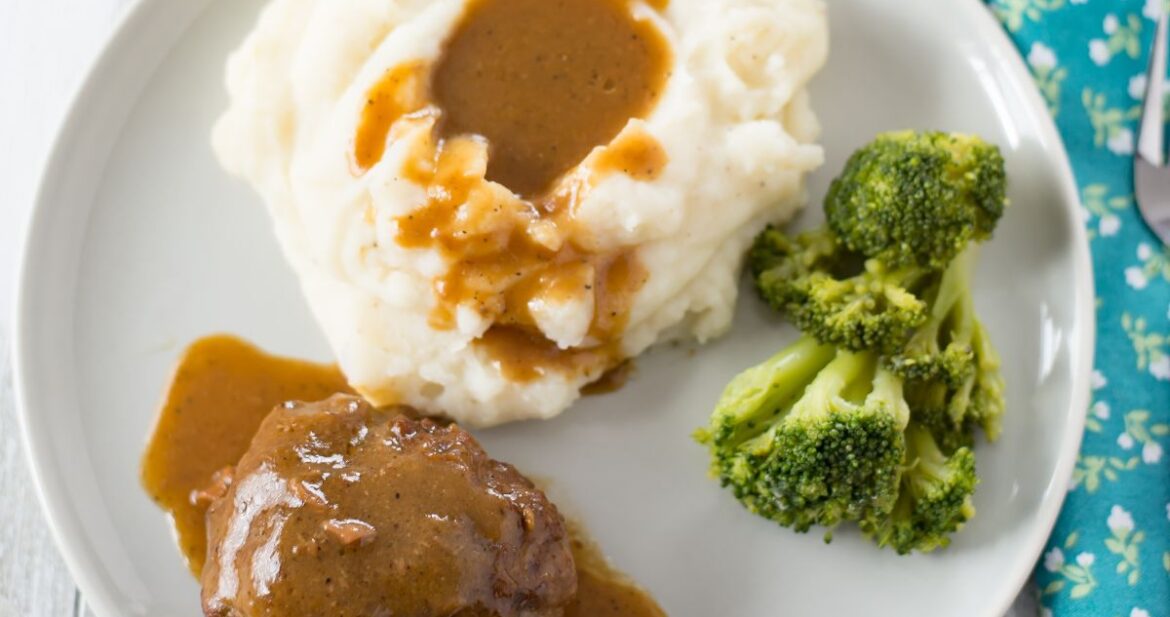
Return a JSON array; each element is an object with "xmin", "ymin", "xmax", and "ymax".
[
  {"xmin": 1139, "ymin": 4, "xmax": 1168, "ymax": 166},
  {"xmin": 1134, "ymin": 4, "xmax": 1170, "ymax": 246}
]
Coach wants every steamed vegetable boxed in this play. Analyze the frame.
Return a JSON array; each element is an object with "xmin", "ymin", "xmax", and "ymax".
[{"xmin": 697, "ymin": 130, "xmax": 1007, "ymax": 553}]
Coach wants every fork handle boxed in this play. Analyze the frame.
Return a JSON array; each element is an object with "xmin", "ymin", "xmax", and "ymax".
[{"xmin": 1140, "ymin": 4, "xmax": 1168, "ymax": 165}]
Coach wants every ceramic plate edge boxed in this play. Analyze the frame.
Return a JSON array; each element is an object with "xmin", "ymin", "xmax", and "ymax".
[
  {"xmin": 960, "ymin": 1, "xmax": 1095, "ymax": 614},
  {"xmin": 12, "ymin": 0, "xmax": 179, "ymax": 615}
]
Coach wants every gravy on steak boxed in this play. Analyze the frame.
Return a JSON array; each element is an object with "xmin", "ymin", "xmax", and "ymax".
[
  {"xmin": 201, "ymin": 395, "xmax": 577, "ymax": 617},
  {"xmin": 141, "ymin": 336, "xmax": 666, "ymax": 616},
  {"xmin": 140, "ymin": 335, "xmax": 352, "ymax": 575}
]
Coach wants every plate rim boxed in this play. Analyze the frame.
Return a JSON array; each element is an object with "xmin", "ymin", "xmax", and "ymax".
[
  {"xmin": 11, "ymin": 0, "xmax": 1095, "ymax": 615},
  {"xmin": 958, "ymin": 3, "xmax": 1095, "ymax": 615},
  {"xmin": 11, "ymin": 0, "xmax": 209, "ymax": 615}
]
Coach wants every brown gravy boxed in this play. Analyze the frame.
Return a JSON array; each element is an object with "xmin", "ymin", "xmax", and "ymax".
[
  {"xmin": 140, "ymin": 335, "xmax": 352, "ymax": 575},
  {"xmin": 142, "ymin": 336, "xmax": 665, "ymax": 615},
  {"xmin": 592, "ymin": 125, "xmax": 669, "ymax": 181},
  {"xmin": 475, "ymin": 326, "xmax": 619, "ymax": 382},
  {"xmin": 353, "ymin": 62, "xmax": 428, "ymax": 172},
  {"xmin": 567, "ymin": 528, "xmax": 667, "ymax": 617},
  {"xmin": 581, "ymin": 361, "xmax": 635, "ymax": 396},
  {"xmin": 432, "ymin": 0, "xmax": 672, "ymax": 197},
  {"xmin": 349, "ymin": 0, "xmax": 669, "ymax": 386},
  {"xmin": 201, "ymin": 395, "xmax": 577, "ymax": 617}
]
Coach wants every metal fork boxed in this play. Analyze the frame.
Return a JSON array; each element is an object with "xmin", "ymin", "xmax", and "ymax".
[{"xmin": 1136, "ymin": 4, "xmax": 1170, "ymax": 245}]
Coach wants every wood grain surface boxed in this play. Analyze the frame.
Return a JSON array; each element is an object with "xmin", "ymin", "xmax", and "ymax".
[{"xmin": 0, "ymin": 330, "xmax": 78, "ymax": 617}]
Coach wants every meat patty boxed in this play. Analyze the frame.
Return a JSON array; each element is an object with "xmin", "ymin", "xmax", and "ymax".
[{"xmin": 201, "ymin": 394, "xmax": 577, "ymax": 617}]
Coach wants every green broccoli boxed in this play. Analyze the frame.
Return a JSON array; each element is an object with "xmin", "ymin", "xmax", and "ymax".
[
  {"xmin": 750, "ymin": 132, "xmax": 1006, "ymax": 355},
  {"xmin": 966, "ymin": 320, "xmax": 1006, "ymax": 440},
  {"xmin": 700, "ymin": 129, "xmax": 1007, "ymax": 554},
  {"xmin": 904, "ymin": 319, "xmax": 1006, "ymax": 445},
  {"xmin": 751, "ymin": 226, "xmax": 934, "ymax": 354},
  {"xmin": 884, "ymin": 247, "xmax": 980, "ymax": 386},
  {"xmin": 696, "ymin": 335, "xmax": 836, "ymax": 455},
  {"xmin": 889, "ymin": 248, "xmax": 1006, "ymax": 443},
  {"xmin": 825, "ymin": 130, "xmax": 1007, "ymax": 270},
  {"xmin": 860, "ymin": 423, "xmax": 978, "ymax": 554},
  {"xmin": 904, "ymin": 392, "xmax": 977, "ymax": 454},
  {"xmin": 697, "ymin": 337, "xmax": 910, "ymax": 533}
]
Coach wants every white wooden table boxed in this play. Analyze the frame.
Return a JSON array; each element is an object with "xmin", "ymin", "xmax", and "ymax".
[{"xmin": 0, "ymin": 1, "xmax": 1040, "ymax": 615}]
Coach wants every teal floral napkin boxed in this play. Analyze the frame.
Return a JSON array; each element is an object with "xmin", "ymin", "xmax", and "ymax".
[{"xmin": 986, "ymin": 0, "xmax": 1170, "ymax": 615}]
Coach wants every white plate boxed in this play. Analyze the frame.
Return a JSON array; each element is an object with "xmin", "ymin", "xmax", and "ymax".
[{"xmin": 14, "ymin": 0, "xmax": 1093, "ymax": 615}]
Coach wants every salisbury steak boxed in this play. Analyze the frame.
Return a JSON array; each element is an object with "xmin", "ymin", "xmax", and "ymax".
[{"xmin": 201, "ymin": 394, "xmax": 576, "ymax": 617}]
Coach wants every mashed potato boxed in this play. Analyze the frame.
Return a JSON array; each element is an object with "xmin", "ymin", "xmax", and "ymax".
[{"xmin": 214, "ymin": 0, "xmax": 828, "ymax": 426}]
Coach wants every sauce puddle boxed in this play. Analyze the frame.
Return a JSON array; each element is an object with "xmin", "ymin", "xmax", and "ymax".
[
  {"xmin": 141, "ymin": 335, "xmax": 350, "ymax": 575},
  {"xmin": 432, "ymin": 0, "xmax": 672, "ymax": 197},
  {"xmin": 142, "ymin": 335, "xmax": 665, "ymax": 615},
  {"xmin": 568, "ymin": 524, "xmax": 667, "ymax": 617}
]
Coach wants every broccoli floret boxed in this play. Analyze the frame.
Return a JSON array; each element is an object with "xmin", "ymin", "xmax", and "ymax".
[
  {"xmin": 861, "ymin": 423, "xmax": 978, "ymax": 554},
  {"xmin": 697, "ymin": 335, "xmax": 837, "ymax": 455},
  {"xmin": 748, "ymin": 227, "xmax": 842, "ymax": 311},
  {"xmin": 966, "ymin": 321, "xmax": 1006, "ymax": 440},
  {"xmin": 752, "ymin": 227, "xmax": 934, "ymax": 354},
  {"xmin": 884, "ymin": 247, "xmax": 979, "ymax": 386},
  {"xmin": 902, "ymin": 375, "xmax": 980, "ymax": 454},
  {"xmin": 910, "ymin": 319, "xmax": 1004, "ymax": 443},
  {"xmin": 698, "ymin": 339, "xmax": 910, "ymax": 533},
  {"xmin": 704, "ymin": 129, "xmax": 1008, "ymax": 555},
  {"xmin": 825, "ymin": 131, "xmax": 1007, "ymax": 270},
  {"xmin": 748, "ymin": 225, "xmax": 837, "ymax": 280},
  {"xmin": 891, "ymin": 248, "xmax": 1006, "ymax": 442}
]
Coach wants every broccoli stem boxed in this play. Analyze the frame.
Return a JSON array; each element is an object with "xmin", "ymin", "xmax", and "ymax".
[
  {"xmin": 938, "ymin": 246, "xmax": 977, "ymax": 339},
  {"xmin": 868, "ymin": 367, "xmax": 911, "ymax": 432},
  {"xmin": 969, "ymin": 322, "xmax": 1006, "ymax": 441},
  {"xmin": 786, "ymin": 350, "xmax": 875, "ymax": 421},
  {"xmin": 906, "ymin": 422, "xmax": 951, "ymax": 481},
  {"xmin": 701, "ymin": 335, "xmax": 836, "ymax": 449},
  {"xmin": 941, "ymin": 284, "xmax": 979, "ymax": 423},
  {"xmin": 905, "ymin": 246, "xmax": 976, "ymax": 355}
]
